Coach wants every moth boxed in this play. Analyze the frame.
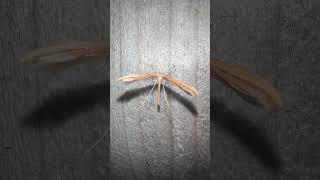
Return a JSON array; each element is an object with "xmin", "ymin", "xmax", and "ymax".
[
  {"xmin": 117, "ymin": 73, "xmax": 199, "ymax": 110},
  {"xmin": 21, "ymin": 41, "xmax": 283, "ymax": 111}
]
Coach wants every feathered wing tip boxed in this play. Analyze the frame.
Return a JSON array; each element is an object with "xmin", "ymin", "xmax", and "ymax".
[
  {"xmin": 117, "ymin": 74, "xmax": 156, "ymax": 82},
  {"xmin": 20, "ymin": 41, "xmax": 109, "ymax": 64},
  {"xmin": 165, "ymin": 76, "xmax": 199, "ymax": 96},
  {"xmin": 211, "ymin": 59, "xmax": 283, "ymax": 111}
]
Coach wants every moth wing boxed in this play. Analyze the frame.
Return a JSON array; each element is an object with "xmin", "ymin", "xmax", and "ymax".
[
  {"xmin": 20, "ymin": 41, "xmax": 108, "ymax": 64},
  {"xmin": 166, "ymin": 77, "xmax": 199, "ymax": 96},
  {"xmin": 117, "ymin": 74, "xmax": 155, "ymax": 82},
  {"xmin": 211, "ymin": 59, "xmax": 283, "ymax": 111}
]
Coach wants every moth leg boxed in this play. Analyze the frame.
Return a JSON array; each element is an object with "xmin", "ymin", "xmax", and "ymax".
[
  {"xmin": 83, "ymin": 126, "xmax": 109, "ymax": 155},
  {"xmin": 137, "ymin": 81, "xmax": 157, "ymax": 111},
  {"xmin": 162, "ymin": 83, "xmax": 174, "ymax": 115}
]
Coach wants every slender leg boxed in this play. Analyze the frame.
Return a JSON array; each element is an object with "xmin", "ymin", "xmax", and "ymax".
[
  {"xmin": 83, "ymin": 127, "xmax": 109, "ymax": 155},
  {"xmin": 162, "ymin": 83, "xmax": 173, "ymax": 115},
  {"xmin": 83, "ymin": 81, "xmax": 158, "ymax": 155},
  {"xmin": 137, "ymin": 81, "xmax": 157, "ymax": 110}
]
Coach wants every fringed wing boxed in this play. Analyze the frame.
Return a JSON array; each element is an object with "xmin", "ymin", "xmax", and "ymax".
[
  {"xmin": 21, "ymin": 41, "xmax": 109, "ymax": 64},
  {"xmin": 117, "ymin": 74, "xmax": 157, "ymax": 82},
  {"xmin": 165, "ymin": 76, "xmax": 199, "ymax": 96},
  {"xmin": 211, "ymin": 59, "xmax": 283, "ymax": 111}
]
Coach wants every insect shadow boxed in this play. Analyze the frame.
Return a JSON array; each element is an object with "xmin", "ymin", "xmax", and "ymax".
[
  {"xmin": 117, "ymin": 84, "xmax": 198, "ymax": 116},
  {"xmin": 21, "ymin": 80, "xmax": 109, "ymax": 129},
  {"xmin": 214, "ymin": 76, "xmax": 263, "ymax": 108},
  {"xmin": 20, "ymin": 79, "xmax": 281, "ymax": 173},
  {"xmin": 211, "ymin": 98, "xmax": 282, "ymax": 174}
]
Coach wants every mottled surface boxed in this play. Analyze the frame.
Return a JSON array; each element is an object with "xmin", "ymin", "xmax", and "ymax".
[
  {"xmin": 211, "ymin": 0, "xmax": 320, "ymax": 179},
  {"xmin": 110, "ymin": 0, "xmax": 210, "ymax": 179},
  {"xmin": 0, "ymin": 1, "xmax": 110, "ymax": 180}
]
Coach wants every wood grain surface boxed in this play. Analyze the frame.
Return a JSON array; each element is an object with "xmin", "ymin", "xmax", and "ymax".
[{"xmin": 110, "ymin": 0, "xmax": 210, "ymax": 179}]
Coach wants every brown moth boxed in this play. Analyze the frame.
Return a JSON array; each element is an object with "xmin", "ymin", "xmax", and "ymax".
[{"xmin": 117, "ymin": 73, "xmax": 199, "ymax": 109}]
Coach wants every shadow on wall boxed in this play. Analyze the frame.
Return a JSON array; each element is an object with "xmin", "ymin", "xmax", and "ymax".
[
  {"xmin": 211, "ymin": 98, "xmax": 282, "ymax": 173},
  {"xmin": 21, "ymin": 80, "xmax": 109, "ymax": 129},
  {"xmin": 20, "ymin": 79, "xmax": 281, "ymax": 174}
]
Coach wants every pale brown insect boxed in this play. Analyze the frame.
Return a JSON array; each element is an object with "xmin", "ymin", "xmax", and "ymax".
[{"xmin": 117, "ymin": 73, "xmax": 199, "ymax": 110}]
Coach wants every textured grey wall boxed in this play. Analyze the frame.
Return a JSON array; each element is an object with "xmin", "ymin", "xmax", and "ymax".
[
  {"xmin": 211, "ymin": 0, "xmax": 320, "ymax": 179},
  {"xmin": 0, "ymin": 1, "xmax": 109, "ymax": 180},
  {"xmin": 110, "ymin": 0, "xmax": 210, "ymax": 179}
]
